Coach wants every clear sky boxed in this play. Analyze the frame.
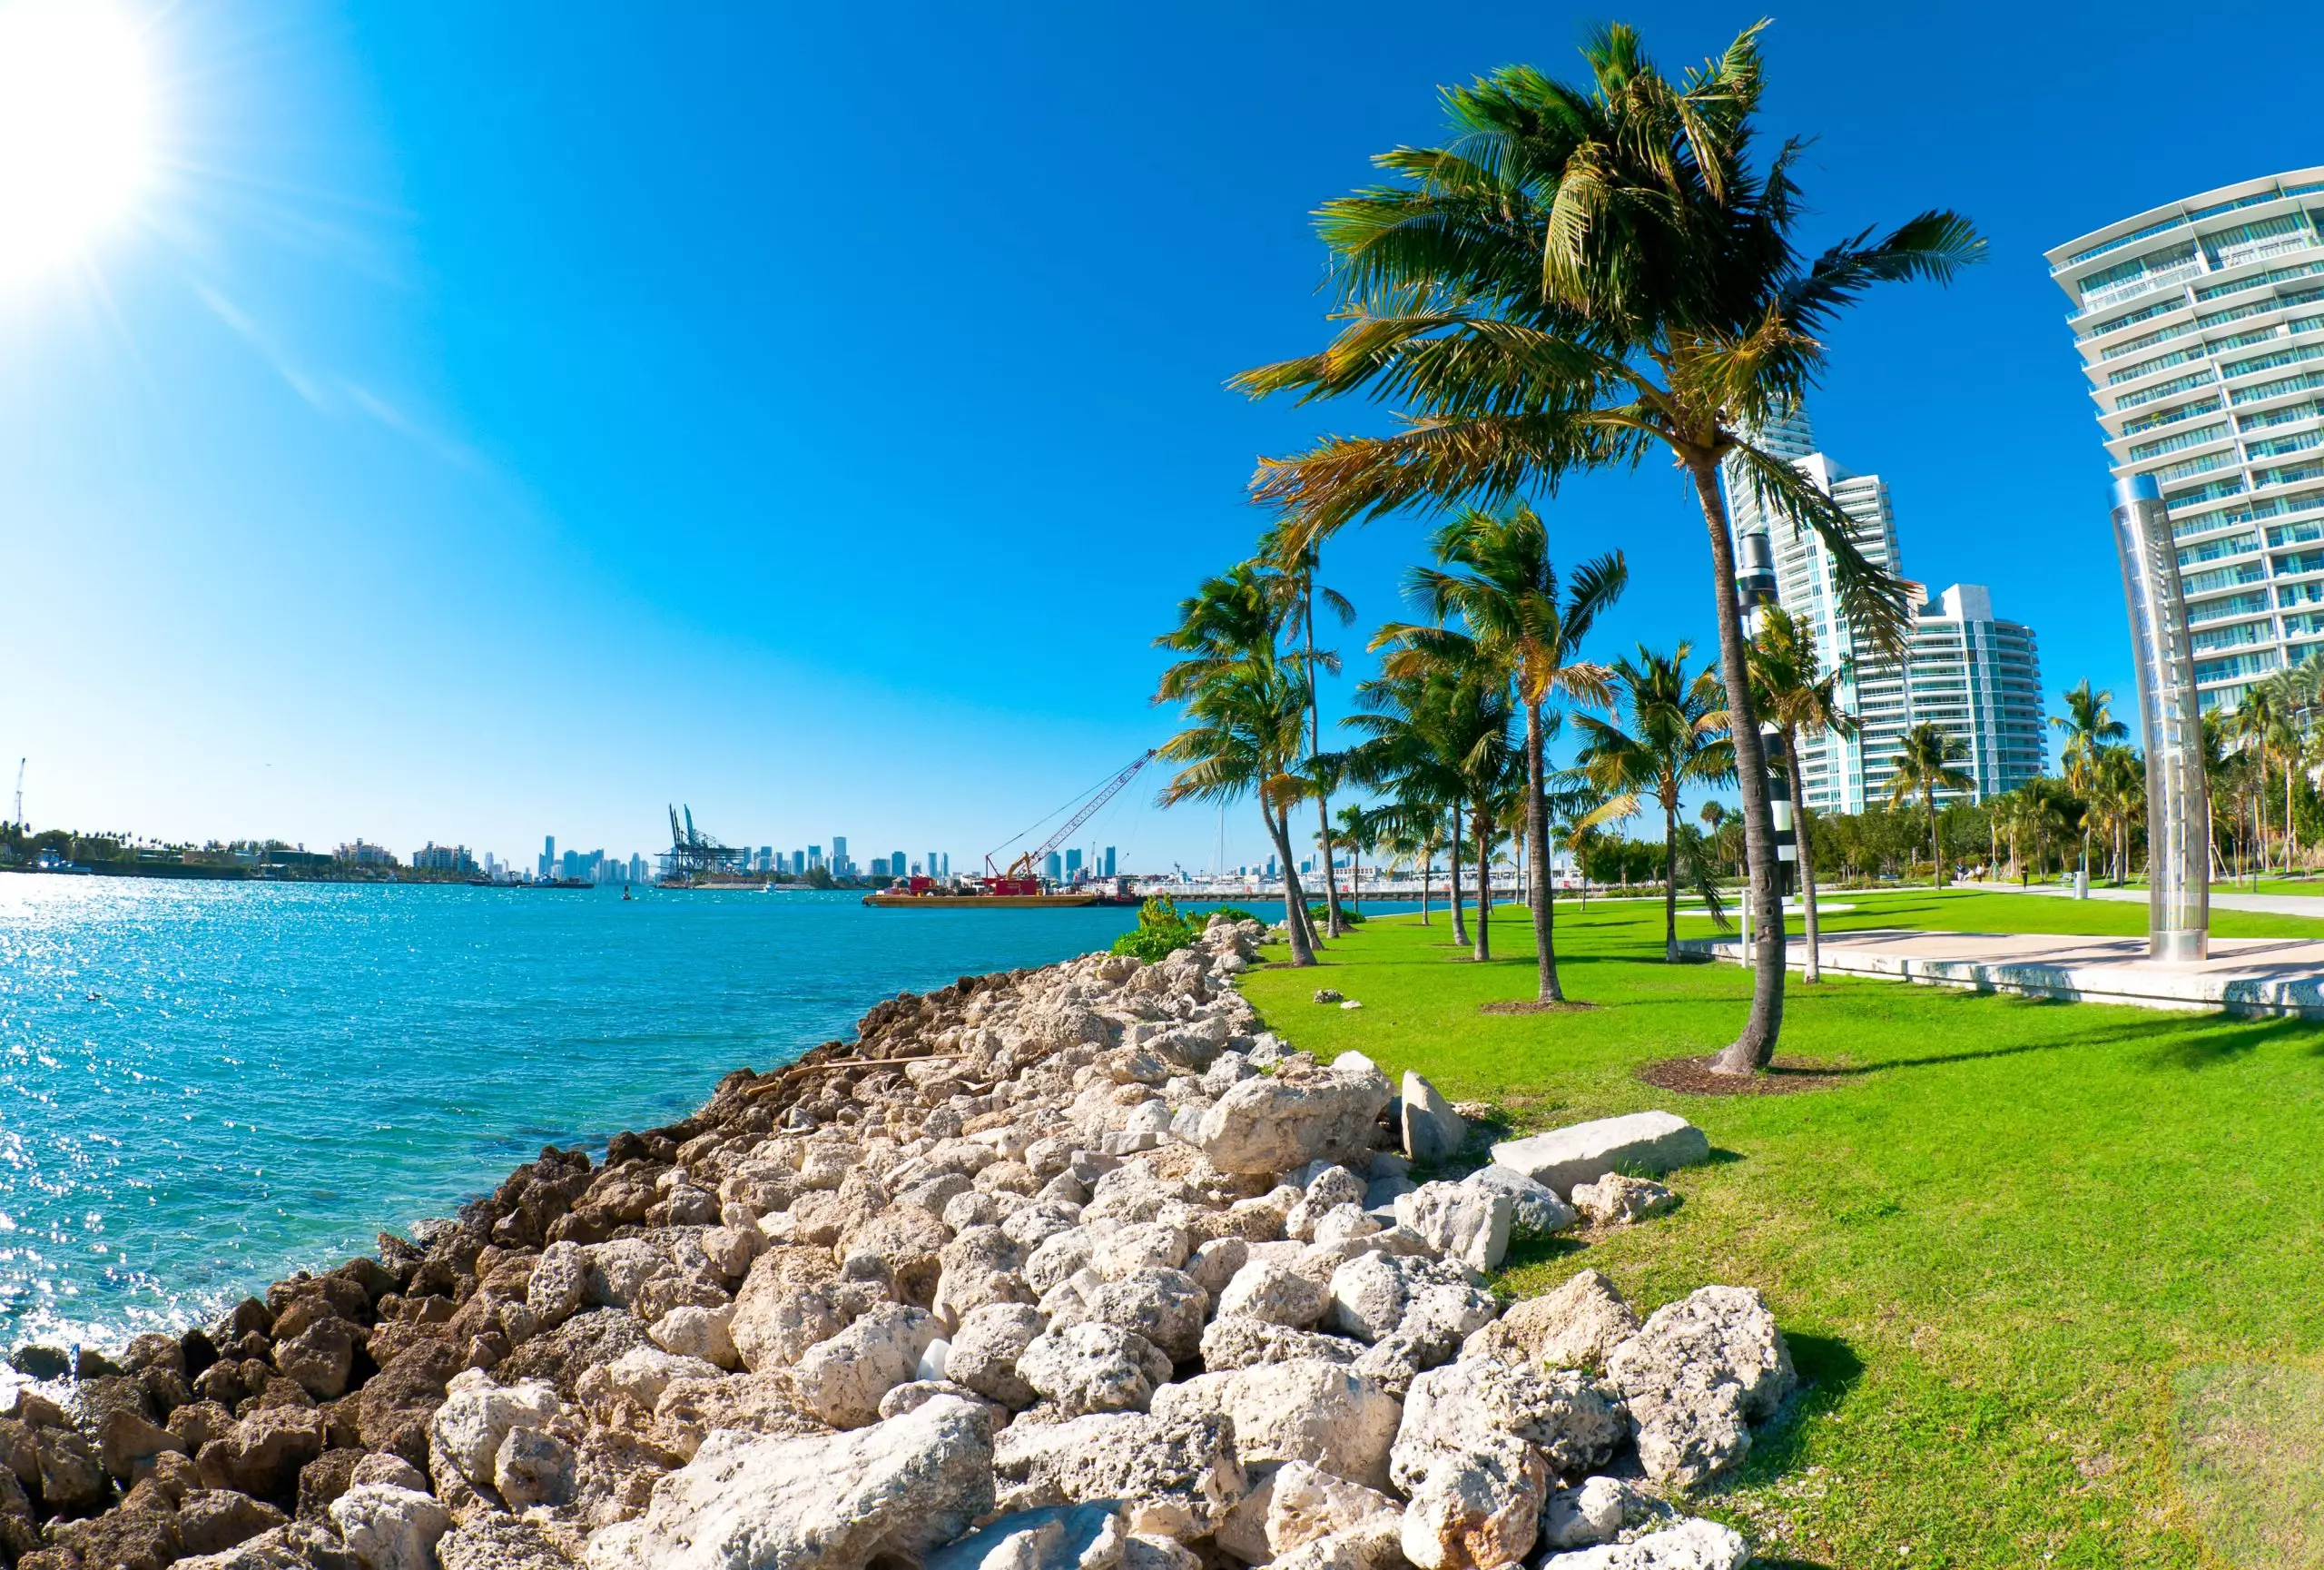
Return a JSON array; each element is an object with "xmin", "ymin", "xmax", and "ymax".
[{"xmin": 0, "ymin": 0, "xmax": 2308, "ymax": 873}]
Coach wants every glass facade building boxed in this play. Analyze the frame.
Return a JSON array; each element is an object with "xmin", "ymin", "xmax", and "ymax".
[
  {"xmin": 1722, "ymin": 410, "xmax": 2046, "ymax": 811},
  {"xmin": 2047, "ymin": 168, "xmax": 2324, "ymax": 714}
]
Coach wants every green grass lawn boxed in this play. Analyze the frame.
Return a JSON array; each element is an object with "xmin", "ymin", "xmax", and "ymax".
[{"xmin": 1239, "ymin": 891, "xmax": 2324, "ymax": 1569}]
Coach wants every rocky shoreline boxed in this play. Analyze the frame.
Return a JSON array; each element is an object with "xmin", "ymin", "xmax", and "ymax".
[{"xmin": 0, "ymin": 915, "xmax": 1792, "ymax": 1570}]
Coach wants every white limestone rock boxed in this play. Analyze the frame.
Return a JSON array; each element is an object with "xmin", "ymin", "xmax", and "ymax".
[
  {"xmin": 1193, "ymin": 1067, "xmax": 1393, "ymax": 1176},
  {"xmin": 1018, "ymin": 1322, "xmax": 1174, "ymax": 1416},
  {"xmin": 792, "ymin": 1303, "xmax": 941, "ymax": 1429},
  {"xmin": 1571, "ymin": 1174, "xmax": 1678, "ymax": 1229},
  {"xmin": 1462, "ymin": 1270, "xmax": 1640, "ymax": 1374},
  {"xmin": 1398, "ymin": 1430, "xmax": 1545, "ymax": 1570},
  {"xmin": 582, "ymin": 1395, "xmax": 996, "ymax": 1570},
  {"xmin": 1391, "ymin": 1358, "xmax": 1627, "ymax": 1492},
  {"xmin": 1603, "ymin": 1286, "xmax": 1794, "ymax": 1489},
  {"xmin": 1461, "ymin": 1166, "xmax": 1576, "ymax": 1239},
  {"xmin": 1537, "ymin": 1516, "xmax": 1749, "ymax": 1569},
  {"xmin": 990, "ymin": 1409, "xmax": 1246, "ymax": 1541},
  {"xmin": 1394, "ymin": 1183, "xmax": 1513, "ymax": 1274},
  {"xmin": 1150, "ymin": 1359, "xmax": 1403, "ymax": 1493},
  {"xmin": 428, "ymin": 1373, "xmax": 562, "ymax": 1491},
  {"xmin": 1488, "ymin": 1112, "xmax": 1709, "ymax": 1200},
  {"xmin": 1216, "ymin": 1258, "xmax": 1331, "ymax": 1328},
  {"xmin": 330, "ymin": 1484, "xmax": 452, "ymax": 1570},
  {"xmin": 1399, "ymin": 1072, "xmax": 1466, "ymax": 1166}
]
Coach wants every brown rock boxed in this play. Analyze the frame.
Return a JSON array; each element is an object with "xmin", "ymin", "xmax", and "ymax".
[
  {"xmin": 194, "ymin": 1407, "xmax": 325, "ymax": 1503},
  {"xmin": 177, "ymin": 1487, "xmax": 291, "ymax": 1555},
  {"xmin": 163, "ymin": 1402, "xmax": 236, "ymax": 1456},
  {"xmin": 273, "ymin": 1317, "xmax": 359, "ymax": 1400},
  {"xmin": 295, "ymin": 1448, "xmax": 364, "ymax": 1521},
  {"xmin": 50, "ymin": 1508, "xmax": 176, "ymax": 1570},
  {"xmin": 33, "ymin": 1427, "xmax": 108, "ymax": 1512},
  {"xmin": 356, "ymin": 1341, "xmax": 462, "ymax": 1454}
]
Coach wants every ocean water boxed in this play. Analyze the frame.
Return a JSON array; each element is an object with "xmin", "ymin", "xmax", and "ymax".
[{"xmin": 0, "ymin": 874, "xmax": 1148, "ymax": 1352}]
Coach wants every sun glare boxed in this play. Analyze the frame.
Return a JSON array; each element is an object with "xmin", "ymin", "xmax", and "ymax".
[{"xmin": 0, "ymin": 1, "xmax": 154, "ymax": 285}]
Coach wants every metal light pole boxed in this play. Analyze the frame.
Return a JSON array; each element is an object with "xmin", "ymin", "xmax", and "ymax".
[{"xmin": 2112, "ymin": 473, "xmax": 2209, "ymax": 962}]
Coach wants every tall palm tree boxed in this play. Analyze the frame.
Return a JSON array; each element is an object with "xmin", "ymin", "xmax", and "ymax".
[
  {"xmin": 1748, "ymin": 605, "xmax": 1855, "ymax": 982},
  {"xmin": 1334, "ymin": 801, "xmax": 1379, "ymax": 912},
  {"xmin": 1576, "ymin": 645, "xmax": 1736, "ymax": 963},
  {"xmin": 2052, "ymin": 681, "xmax": 2128, "ymax": 887},
  {"xmin": 1887, "ymin": 723, "xmax": 1972, "ymax": 886},
  {"xmin": 2091, "ymin": 744, "xmax": 2145, "ymax": 882},
  {"xmin": 1263, "ymin": 523, "xmax": 1359, "ymax": 934},
  {"xmin": 1381, "ymin": 502, "xmax": 1625, "ymax": 1001},
  {"xmin": 1154, "ymin": 568, "xmax": 1320, "ymax": 963},
  {"xmin": 1233, "ymin": 23, "xmax": 1981, "ymax": 1071},
  {"xmin": 1344, "ymin": 667, "xmax": 1473, "ymax": 946}
]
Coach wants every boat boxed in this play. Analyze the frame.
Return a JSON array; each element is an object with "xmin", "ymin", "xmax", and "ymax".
[{"xmin": 861, "ymin": 889, "xmax": 1123, "ymax": 908}]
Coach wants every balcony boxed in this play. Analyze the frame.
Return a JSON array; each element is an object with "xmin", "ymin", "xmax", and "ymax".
[
  {"xmin": 2080, "ymin": 262, "xmax": 2204, "ymax": 313},
  {"xmin": 2214, "ymin": 233, "xmax": 2319, "ymax": 272}
]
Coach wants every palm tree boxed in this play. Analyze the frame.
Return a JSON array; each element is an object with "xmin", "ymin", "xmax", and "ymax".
[
  {"xmin": 2053, "ymin": 681, "xmax": 2128, "ymax": 887},
  {"xmin": 1748, "ymin": 605, "xmax": 1855, "ymax": 982},
  {"xmin": 1381, "ymin": 502, "xmax": 1625, "ymax": 1002},
  {"xmin": 1576, "ymin": 645, "xmax": 1736, "ymax": 963},
  {"xmin": 1154, "ymin": 568, "xmax": 1319, "ymax": 963},
  {"xmin": 1887, "ymin": 723, "xmax": 1972, "ymax": 886},
  {"xmin": 1334, "ymin": 801, "xmax": 1379, "ymax": 912},
  {"xmin": 1343, "ymin": 667, "xmax": 1473, "ymax": 946},
  {"xmin": 1263, "ymin": 523, "xmax": 1359, "ymax": 934},
  {"xmin": 1233, "ymin": 23, "xmax": 1981, "ymax": 1071},
  {"xmin": 2083, "ymin": 745, "xmax": 2144, "ymax": 882}
]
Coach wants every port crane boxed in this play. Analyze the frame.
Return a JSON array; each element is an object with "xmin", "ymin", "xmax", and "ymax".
[
  {"xmin": 663, "ymin": 805, "xmax": 751, "ymax": 882},
  {"xmin": 979, "ymin": 749, "xmax": 1155, "ymax": 894}
]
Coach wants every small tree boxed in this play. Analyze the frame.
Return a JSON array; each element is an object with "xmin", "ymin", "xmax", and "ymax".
[{"xmin": 1887, "ymin": 723, "xmax": 1972, "ymax": 886}]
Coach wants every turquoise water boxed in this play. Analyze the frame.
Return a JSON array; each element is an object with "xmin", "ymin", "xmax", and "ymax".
[{"xmin": 0, "ymin": 874, "xmax": 1145, "ymax": 1350}]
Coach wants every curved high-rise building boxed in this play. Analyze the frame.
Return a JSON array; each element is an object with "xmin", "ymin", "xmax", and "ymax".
[{"xmin": 2048, "ymin": 168, "xmax": 2324, "ymax": 713}]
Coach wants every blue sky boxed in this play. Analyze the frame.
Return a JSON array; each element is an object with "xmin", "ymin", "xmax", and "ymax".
[{"xmin": 0, "ymin": 0, "xmax": 2306, "ymax": 872}]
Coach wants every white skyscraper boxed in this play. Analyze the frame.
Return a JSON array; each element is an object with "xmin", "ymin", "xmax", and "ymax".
[
  {"xmin": 2046, "ymin": 168, "xmax": 2324, "ymax": 715},
  {"xmin": 1722, "ymin": 409, "xmax": 2045, "ymax": 811}
]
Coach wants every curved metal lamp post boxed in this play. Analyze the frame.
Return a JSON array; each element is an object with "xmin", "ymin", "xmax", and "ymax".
[{"xmin": 2112, "ymin": 473, "xmax": 2209, "ymax": 961}]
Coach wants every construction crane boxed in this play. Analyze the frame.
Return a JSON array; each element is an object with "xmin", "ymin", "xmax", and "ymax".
[
  {"xmin": 981, "ymin": 749, "xmax": 1155, "ymax": 894},
  {"xmin": 663, "ymin": 805, "xmax": 751, "ymax": 882}
]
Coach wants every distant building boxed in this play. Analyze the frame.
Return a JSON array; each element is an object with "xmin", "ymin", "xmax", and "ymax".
[
  {"xmin": 832, "ymin": 836, "xmax": 850, "ymax": 878},
  {"xmin": 890, "ymin": 850, "xmax": 904, "ymax": 878},
  {"xmin": 1721, "ymin": 404, "xmax": 2046, "ymax": 809},
  {"xmin": 872, "ymin": 856, "xmax": 891, "ymax": 878},
  {"xmin": 757, "ymin": 846, "xmax": 772, "ymax": 872},
  {"xmin": 539, "ymin": 835, "xmax": 555, "ymax": 882},
  {"xmin": 2046, "ymin": 168, "xmax": 2324, "ymax": 713},
  {"xmin": 336, "ymin": 839, "xmax": 395, "ymax": 867},
  {"xmin": 1104, "ymin": 846, "xmax": 1117, "ymax": 877},
  {"xmin": 808, "ymin": 845, "xmax": 823, "ymax": 870},
  {"xmin": 1043, "ymin": 851, "xmax": 1063, "ymax": 882},
  {"xmin": 1065, "ymin": 849, "xmax": 1082, "ymax": 880},
  {"xmin": 412, "ymin": 843, "xmax": 477, "ymax": 874}
]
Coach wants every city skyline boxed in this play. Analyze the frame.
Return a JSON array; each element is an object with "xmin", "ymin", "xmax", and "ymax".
[{"xmin": 2, "ymin": 1, "xmax": 2314, "ymax": 862}]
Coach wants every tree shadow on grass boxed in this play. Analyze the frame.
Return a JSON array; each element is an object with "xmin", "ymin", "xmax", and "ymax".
[{"xmin": 1499, "ymin": 1234, "xmax": 1589, "ymax": 1273}]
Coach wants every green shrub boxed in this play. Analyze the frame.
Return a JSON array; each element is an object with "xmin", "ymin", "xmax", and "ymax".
[
  {"xmin": 1309, "ymin": 903, "xmax": 1366, "ymax": 925},
  {"xmin": 1210, "ymin": 904, "xmax": 1259, "ymax": 926},
  {"xmin": 1112, "ymin": 895, "xmax": 1197, "ymax": 962}
]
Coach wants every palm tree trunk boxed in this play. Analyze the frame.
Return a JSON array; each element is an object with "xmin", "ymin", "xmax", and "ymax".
[
  {"xmin": 1928, "ymin": 791, "xmax": 1943, "ymax": 889},
  {"xmin": 1786, "ymin": 726, "xmax": 1822, "ymax": 983},
  {"xmin": 1420, "ymin": 844, "xmax": 1433, "ymax": 923},
  {"xmin": 1448, "ymin": 806, "xmax": 1470, "ymax": 947},
  {"xmin": 1525, "ymin": 700, "xmax": 1562, "ymax": 1002},
  {"xmin": 1265, "ymin": 805, "xmax": 1315, "ymax": 966},
  {"xmin": 1472, "ymin": 800, "xmax": 1492, "ymax": 962},
  {"xmin": 2287, "ymin": 757, "xmax": 2297, "ymax": 873},
  {"xmin": 1693, "ymin": 463, "xmax": 1786, "ymax": 1075},
  {"xmin": 1661, "ymin": 797, "xmax": 1680, "ymax": 964}
]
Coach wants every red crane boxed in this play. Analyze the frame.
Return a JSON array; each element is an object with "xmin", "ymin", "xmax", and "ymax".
[{"xmin": 978, "ymin": 749, "xmax": 1157, "ymax": 895}]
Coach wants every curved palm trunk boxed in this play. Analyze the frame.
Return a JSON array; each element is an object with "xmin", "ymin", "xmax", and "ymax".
[
  {"xmin": 1927, "ymin": 790, "xmax": 1943, "ymax": 889},
  {"xmin": 1448, "ymin": 807, "xmax": 1470, "ymax": 947},
  {"xmin": 1784, "ymin": 725, "xmax": 1822, "ymax": 983},
  {"xmin": 1660, "ymin": 795, "xmax": 1680, "ymax": 963},
  {"xmin": 1524, "ymin": 700, "xmax": 1561, "ymax": 1001},
  {"xmin": 1693, "ymin": 464, "xmax": 1787, "ymax": 1076},
  {"xmin": 1472, "ymin": 800, "xmax": 1492, "ymax": 963},
  {"xmin": 1265, "ymin": 805, "xmax": 1315, "ymax": 966}
]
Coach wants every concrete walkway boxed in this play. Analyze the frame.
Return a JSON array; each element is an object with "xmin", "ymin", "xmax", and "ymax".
[
  {"xmin": 1957, "ymin": 879, "xmax": 2324, "ymax": 920},
  {"xmin": 1686, "ymin": 925, "xmax": 2324, "ymax": 1018}
]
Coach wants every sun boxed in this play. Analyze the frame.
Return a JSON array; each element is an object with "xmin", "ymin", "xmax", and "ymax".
[{"xmin": 0, "ymin": 1, "xmax": 155, "ymax": 285}]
